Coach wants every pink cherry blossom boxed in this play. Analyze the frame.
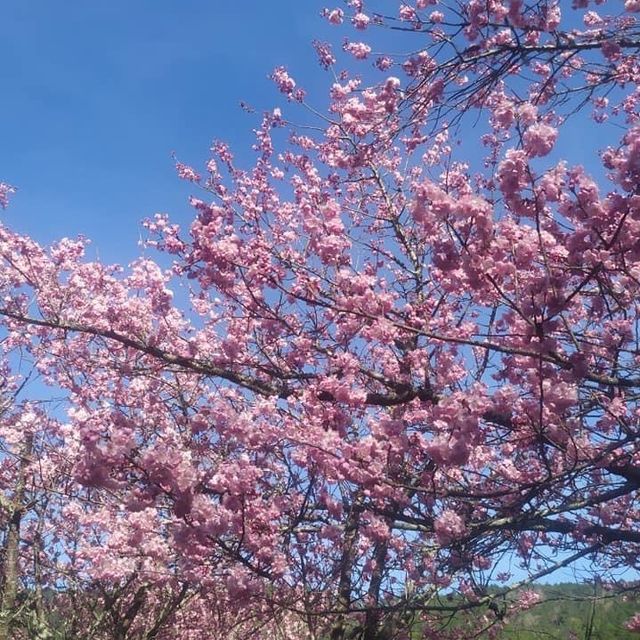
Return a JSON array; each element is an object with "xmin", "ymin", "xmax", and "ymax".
[
  {"xmin": 626, "ymin": 613, "xmax": 640, "ymax": 631},
  {"xmin": 434, "ymin": 509, "xmax": 467, "ymax": 544},
  {"xmin": 324, "ymin": 7, "xmax": 344, "ymax": 24},
  {"xmin": 0, "ymin": 182, "xmax": 15, "ymax": 209},
  {"xmin": 523, "ymin": 122, "xmax": 558, "ymax": 157},
  {"xmin": 2, "ymin": 1, "xmax": 640, "ymax": 638},
  {"xmin": 343, "ymin": 41, "xmax": 372, "ymax": 59},
  {"xmin": 352, "ymin": 12, "xmax": 370, "ymax": 29},
  {"xmin": 271, "ymin": 65, "xmax": 298, "ymax": 99}
]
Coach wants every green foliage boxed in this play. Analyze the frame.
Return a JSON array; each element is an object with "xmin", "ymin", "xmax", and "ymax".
[{"xmin": 489, "ymin": 583, "xmax": 640, "ymax": 640}]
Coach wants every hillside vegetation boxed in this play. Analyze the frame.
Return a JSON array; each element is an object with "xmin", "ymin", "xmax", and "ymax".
[{"xmin": 494, "ymin": 583, "xmax": 639, "ymax": 640}]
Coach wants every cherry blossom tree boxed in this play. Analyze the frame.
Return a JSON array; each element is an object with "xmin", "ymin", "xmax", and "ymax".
[{"xmin": 2, "ymin": 1, "xmax": 640, "ymax": 638}]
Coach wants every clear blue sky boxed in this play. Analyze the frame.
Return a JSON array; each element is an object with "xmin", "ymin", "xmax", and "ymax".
[
  {"xmin": 1, "ymin": 1, "xmax": 617, "ymax": 265},
  {"xmin": 1, "ymin": 0, "xmax": 332, "ymax": 262}
]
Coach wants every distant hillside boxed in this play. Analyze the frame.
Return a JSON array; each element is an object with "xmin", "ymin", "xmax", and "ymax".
[{"xmin": 493, "ymin": 583, "xmax": 640, "ymax": 640}]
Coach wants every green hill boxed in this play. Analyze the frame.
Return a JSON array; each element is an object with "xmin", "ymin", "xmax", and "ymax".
[{"xmin": 490, "ymin": 583, "xmax": 640, "ymax": 640}]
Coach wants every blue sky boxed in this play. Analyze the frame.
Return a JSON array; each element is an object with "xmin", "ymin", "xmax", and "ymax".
[
  {"xmin": 1, "ymin": 0, "xmax": 334, "ymax": 262},
  {"xmin": 1, "ymin": 1, "xmax": 618, "ymax": 266}
]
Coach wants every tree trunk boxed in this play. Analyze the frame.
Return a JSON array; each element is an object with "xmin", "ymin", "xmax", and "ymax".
[
  {"xmin": 330, "ymin": 499, "xmax": 361, "ymax": 640},
  {"xmin": 0, "ymin": 435, "xmax": 32, "ymax": 640},
  {"xmin": 362, "ymin": 539, "xmax": 389, "ymax": 640}
]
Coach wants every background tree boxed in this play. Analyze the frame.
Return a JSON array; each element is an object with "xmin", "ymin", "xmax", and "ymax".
[{"xmin": 2, "ymin": 1, "xmax": 640, "ymax": 638}]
